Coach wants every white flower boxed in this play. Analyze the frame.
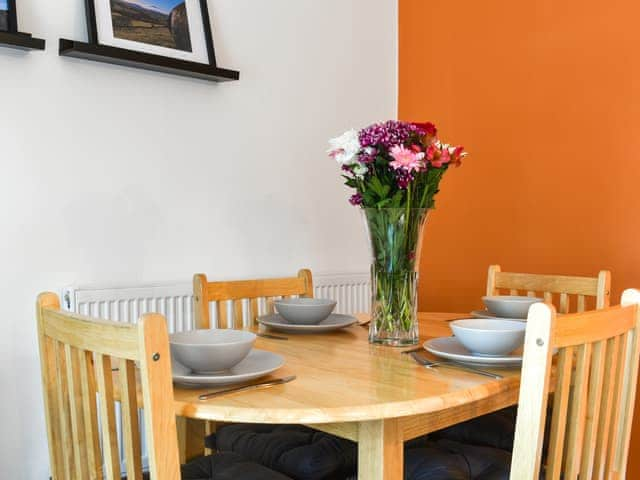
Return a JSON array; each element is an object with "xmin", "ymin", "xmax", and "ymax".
[
  {"xmin": 352, "ymin": 163, "xmax": 368, "ymax": 178},
  {"xmin": 327, "ymin": 129, "xmax": 361, "ymax": 165}
]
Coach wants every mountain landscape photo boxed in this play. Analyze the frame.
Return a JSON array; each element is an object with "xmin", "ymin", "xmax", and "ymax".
[
  {"xmin": 0, "ymin": 0, "xmax": 9, "ymax": 31},
  {"xmin": 110, "ymin": 0, "xmax": 192, "ymax": 51}
]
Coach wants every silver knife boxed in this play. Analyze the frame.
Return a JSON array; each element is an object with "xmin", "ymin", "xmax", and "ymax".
[{"xmin": 198, "ymin": 375, "xmax": 296, "ymax": 401}]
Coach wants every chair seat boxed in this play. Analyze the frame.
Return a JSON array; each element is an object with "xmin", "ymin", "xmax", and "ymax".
[
  {"xmin": 208, "ymin": 423, "xmax": 512, "ymax": 480},
  {"xmin": 181, "ymin": 452, "xmax": 294, "ymax": 480}
]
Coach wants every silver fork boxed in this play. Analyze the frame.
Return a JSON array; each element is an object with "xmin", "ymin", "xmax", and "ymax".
[{"xmin": 409, "ymin": 352, "xmax": 502, "ymax": 379}]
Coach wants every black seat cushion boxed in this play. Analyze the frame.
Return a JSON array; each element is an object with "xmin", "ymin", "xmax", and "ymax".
[
  {"xmin": 208, "ymin": 424, "xmax": 512, "ymax": 480},
  {"xmin": 209, "ymin": 424, "xmax": 355, "ymax": 480},
  {"xmin": 181, "ymin": 452, "xmax": 294, "ymax": 480},
  {"xmin": 405, "ymin": 440, "xmax": 510, "ymax": 480},
  {"xmin": 431, "ymin": 406, "xmax": 518, "ymax": 451}
]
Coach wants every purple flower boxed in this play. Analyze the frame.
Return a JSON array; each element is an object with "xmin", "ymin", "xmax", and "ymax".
[
  {"xmin": 349, "ymin": 193, "xmax": 363, "ymax": 206},
  {"xmin": 359, "ymin": 121, "xmax": 421, "ymax": 149},
  {"xmin": 395, "ymin": 170, "xmax": 415, "ymax": 189}
]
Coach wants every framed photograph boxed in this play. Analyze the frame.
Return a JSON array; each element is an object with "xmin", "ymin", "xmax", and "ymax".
[
  {"xmin": 87, "ymin": 0, "xmax": 216, "ymax": 64},
  {"xmin": 0, "ymin": 0, "xmax": 17, "ymax": 33}
]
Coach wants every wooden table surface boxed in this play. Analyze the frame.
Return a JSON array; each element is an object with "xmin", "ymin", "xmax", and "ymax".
[{"xmin": 173, "ymin": 313, "xmax": 523, "ymax": 480}]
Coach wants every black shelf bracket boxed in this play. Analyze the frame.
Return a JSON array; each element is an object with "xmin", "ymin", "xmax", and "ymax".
[
  {"xmin": 58, "ymin": 39, "xmax": 240, "ymax": 82},
  {"xmin": 0, "ymin": 31, "xmax": 46, "ymax": 51}
]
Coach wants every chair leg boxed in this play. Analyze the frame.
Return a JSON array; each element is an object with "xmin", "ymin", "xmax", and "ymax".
[{"xmin": 177, "ymin": 417, "xmax": 206, "ymax": 462}]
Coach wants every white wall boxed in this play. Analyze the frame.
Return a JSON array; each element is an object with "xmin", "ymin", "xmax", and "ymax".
[{"xmin": 0, "ymin": 0, "xmax": 397, "ymax": 477}]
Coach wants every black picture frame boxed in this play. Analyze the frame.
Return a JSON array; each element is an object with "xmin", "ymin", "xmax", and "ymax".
[
  {"xmin": 84, "ymin": 0, "xmax": 218, "ymax": 66},
  {"xmin": 1, "ymin": 0, "xmax": 17, "ymax": 33}
]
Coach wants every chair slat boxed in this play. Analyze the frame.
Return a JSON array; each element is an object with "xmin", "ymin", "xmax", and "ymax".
[
  {"xmin": 527, "ymin": 290, "xmax": 536, "ymax": 297},
  {"xmin": 40, "ymin": 334, "xmax": 65, "ymax": 479},
  {"xmin": 605, "ymin": 332, "xmax": 630, "ymax": 474},
  {"xmin": 119, "ymin": 358, "xmax": 144, "ymax": 480},
  {"xmin": 579, "ymin": 339, "xmax": 607, "ymax": 478},
  {"xmin": 559, "ymin": 293, "xmax": 570, "ymax": 314},
  {"xmin": 544, "ymin": 291, "xmax": 553, "ymax": 304},
  {"xmin": 256, "ymin": 297, "xmax": 267, "ymax": 317},
  {"xmin": 266, "ymin": 296, "xmax": 276, "ymax": 315},
  {"xmin": 564, "ymin": 343, "xmax": 592, "ymax": 478},
  {"xmin": 234, "ymin": 299, "xmax": 244, "ymax": 329},
  {"xmin": 510, "ymin": 289, "xmax": 519, "ymax": 296},
  {"xmin": 593, "ymin": 335, "xmax": 620, "ymax": 478},
  {"xmin": 78, "ymin": 350, "xmax": 102, "ymax": 479},
  {"xmin": 55, "ymin": 340, "xmax": 74, "ymax": 479},
  {"xmin": 65, "ymin": 344, "xmax": 90, "ymax": 479},
  {"xmin": 95, "ymin": 354, "xmax": 121, "ymax": 480},
  {"xmin": 577, "ymin": 295, "xmax": 586, "ymax": 312},
  {"xmin": 546, "ymin": 346, "xmax": 574, "ymax": 480}
]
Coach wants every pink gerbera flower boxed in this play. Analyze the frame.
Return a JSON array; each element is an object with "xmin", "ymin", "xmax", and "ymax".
[{"xmin": 389, "ymin": 145, "xmax": 425, "ymax": 172}]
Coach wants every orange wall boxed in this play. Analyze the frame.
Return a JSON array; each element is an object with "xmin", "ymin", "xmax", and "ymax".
[{"xmin": 399, "ymin": 0, "xmax": 640, "ymax": 475}]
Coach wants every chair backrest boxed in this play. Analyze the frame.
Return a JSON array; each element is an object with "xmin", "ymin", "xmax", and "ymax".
[
  {"xmin": 486, "ymin": 264, "xmax": 611, "ymax": 313},
  {"xmin": 37, "ymin": 292, "xmax": 180, "ymax": 480},
  {"xmin": 511, "ymin": 289, "xmax": 640, "ymax": 479},
  {"xmin": 193, "ymin": 269, "xmax": 314, "ymax": 329}
]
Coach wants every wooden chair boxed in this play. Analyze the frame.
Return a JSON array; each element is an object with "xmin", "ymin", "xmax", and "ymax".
[
  {"xmin": 193, "ymin": 269, "xmax": 314, "ymax": 329},
  {"xmin": 511, "ymin": 289, "xmax": 640, "ymax": 479},
  {"xmin": 486, "ymin": 264, "xmax": 611, "ymax": 314},
  {"xmin": 36, "ymin": 292, "xmax": 181, "ymax": 480}
]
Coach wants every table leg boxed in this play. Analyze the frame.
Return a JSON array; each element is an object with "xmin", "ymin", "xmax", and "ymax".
[{"xmin": 357, "ymin": 419, "xmax": 403, "ymax": 480}]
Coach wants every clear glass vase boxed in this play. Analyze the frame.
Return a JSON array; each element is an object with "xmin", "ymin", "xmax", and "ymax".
[{"xmin": 362, "ymin": 208, "xmax": 429, "ymax": 346}]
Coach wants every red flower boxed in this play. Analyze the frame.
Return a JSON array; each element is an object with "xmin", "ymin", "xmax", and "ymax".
[
  {"xmin": 450, "ymin": 145, "xmax": 466, "ymax": 167},
  {"xmin": 431, "ymin": 148, "xmax": 450, "ymax": 168},
  {"xmin": 412, "ymin": 122, "xmax": 438, "ymax": 137},
  {"xmin": 410, "ymin": 144, "xmax": 422, "ymax": 153}
]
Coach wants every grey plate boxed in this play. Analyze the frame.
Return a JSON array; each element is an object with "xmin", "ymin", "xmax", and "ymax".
[
  {"xmin": 470, "ymin": 309, "xmax": 502, "ymax": 319},
  {"xmin": 424, "ymin": 337, "xmax": 523, "ymax": 367},
  {"xmin": 257, "ymin": 313, "xmax": 358, "ymax": 333},
  {"xmin": 172, "ymin": 349, "xmax": 284, "ymax": 387}
]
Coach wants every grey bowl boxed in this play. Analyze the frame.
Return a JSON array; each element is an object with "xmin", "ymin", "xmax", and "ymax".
[
  {"xmin": 170, "ymin": 329, "xmax": 256, "ymax": 373},
  {"xmin": 274, "ymin": 298, "xmax": 337, "ymax": 325},
  {"xmin": 482, "ymin": 295, "xmax": 543, "ymax": 319},
  {"xmin": 450, "ymin": 319, "xmax": 526, "ymax": 356}
]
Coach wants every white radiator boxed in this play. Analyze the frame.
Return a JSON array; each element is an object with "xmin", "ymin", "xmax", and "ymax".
[
  {"xmin": 62, "ymin": 272, "xmax": 370, "ymax": 333},
  {"xmin": 61, "ymin": 272, "xmax": 370, "ymax": 474}
]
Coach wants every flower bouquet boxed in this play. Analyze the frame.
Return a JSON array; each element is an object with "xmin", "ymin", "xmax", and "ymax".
[{"xmin": 328, "ymin": 121, "xmax": 467, "ymax": 345}]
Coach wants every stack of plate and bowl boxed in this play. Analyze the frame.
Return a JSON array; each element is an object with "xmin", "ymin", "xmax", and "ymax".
[
  {"xmin": 170, "ymin": 329, "xmax": 284, "ymax": 386},
  {"xmin": 471, "ymin": 295, "xmax": 543, "ymax": 319},
  {"xmin": 257, "ymin": 298, "xmax": 357, "ymax": 333},
  {"xmin": 424, "ymin": 296, "xmax": 542, "ymax": 367}
]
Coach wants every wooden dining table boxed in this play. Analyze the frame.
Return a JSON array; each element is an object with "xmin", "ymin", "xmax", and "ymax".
[{"xmin": 173, "ymin": 312, "xmax": 523, "ymax": 480}]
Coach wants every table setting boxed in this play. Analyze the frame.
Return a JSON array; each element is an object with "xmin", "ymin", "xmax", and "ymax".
[
  {"xmin": 169, "ymin": 296, "xmax": 360, "ymax": 390},
  {"xmin": 404, "ymin": 295, "xmax": 544, "ymax": 377}
]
